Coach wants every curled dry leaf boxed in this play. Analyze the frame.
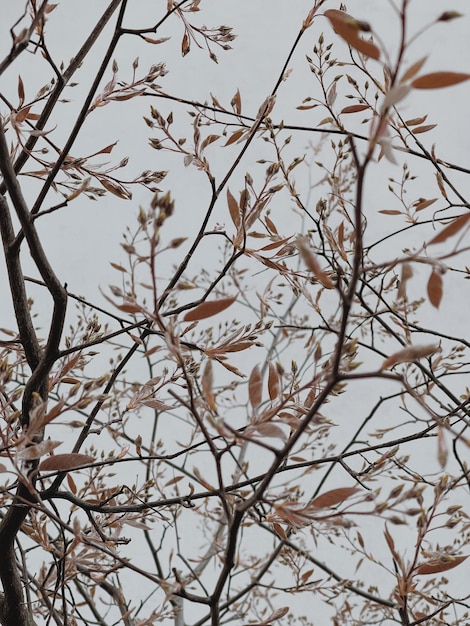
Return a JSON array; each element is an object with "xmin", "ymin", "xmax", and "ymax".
[{"xmin": 381, "ymin": 344, "xmax": 439, "ymax": 370}]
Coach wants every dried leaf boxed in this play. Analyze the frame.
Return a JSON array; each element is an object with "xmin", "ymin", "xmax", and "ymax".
[
  {"xmin": 99, "ymin": 178, "xmax": 132, "ymax": 200},
  {"xmin": 381, "ymin": 344, "xmax": 439, "ymax": 370},
  {"xmin": 17, "ymin": 75, "xmax": 25, "ymax": 107},
  {"xmin": 268, "ymin": 362, "xmax": 281, "ymax": 400},
  {"xmin": 397, "ymin": 262, "xmax": 413, "ymax": 300},
  {"xmin": 382, "ymin": 83, "xmax": 412, "ymax": 110},
  {"xmin": 340, "ymin": 104, "xmax": 370, "ymax": 114},
  {"xmin": 67, "ymin": 473, "xmax": 77, "ymax": 494},
  {"xmin": 202, "ymin": 360, "xmax": 217, "ymax": 412},
  {"xmin": 224, "ymin": 129, "xmax": 245, "ymax": 146},
  {"xmin": 311, "ymin": 487, "xmax": 359, "ymax": 509},
  {"xmin": 296, "ymin": 235, "xmax": 334, "ymax": 288},
  {"xmin": 227, "ymin": 188, "xmax": 241, "ymax": 229},
  {"xmin": 437, "ymin": 426, "xmax": 448, "ymax": 468},
  {"xmin": 412, "ymin": 124, "xmax": 437, "ymax": 134},
  {"xmin": 249, "ymin": 364, "xmax": 263, "ymax": 410},
  {"xmin": 183, "ymin": 296, "xmax": 236, "ymax": 322},
  {"xmin": 413, "ymin": 198, "xmax": 437, "ymax": 211},
  {"xmin": 416, "ymin": 555, "xmax": 467, "ymax": 575},
  {"xmin": 404, "ymin": 114, "xmax": 428, "ymax": 127},
  {"xmin": 39, "ymin": 453, "xmax": 94, "ymax": 472},
  {"xmin": 181, "ymin": 33, "xmax": 190, "ymax": 56},
  {"xmin": 324, "ymin": 9, "xmax": 380, "ymax": 60},
  {"xmin": 200, "ymin": 134, "xmax": 220, "ymax": 150},
  {"xmin": 427, "ymin": 270, "xmax": 443, "ymax": 308},
  {"xmin": 231, "ymin": 88, "xmax": 242, "ymax": 114},
  {"xmin": 428, "ymin": 213, "xmax": 470, "ymax": 245},
  {"xmin": 401, "ymin": 56, "xmax": 427, "ymax": 82},
  {"xmin": 412, "ymin": 72, "xmax": 470, "ymax": 89}
]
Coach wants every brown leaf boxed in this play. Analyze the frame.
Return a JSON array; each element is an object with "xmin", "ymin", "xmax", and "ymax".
[
  {"xmin": 340, "ymin": 104, "xmax": 370, "ymax": 114},
  {"xmin": 39, "ymin": 453, "xmax": 94, "ymax": 472},
  {"xmin": 249, "ymin": 364, "xmax": 263, "ymax": 410},
  {"xmin": 224, "ymin": 129, "xmax": 245, "ymax": 146},
  {"xmin": 231, "ymin": 88, "xmax": 242, "ymax": 114},
  {"xmin": 401, "ymin": 56, "xmax": 427, "ymax": 82},
  {"xmin": 416, "ymin": 555, "xmax": 467, "ymax": 575},
  {"xmin": 181, "ymin": 33, "xmax": 190, "ymax": 56},
  {"xmin": 227, "ymin": 188, "xmax": 241, "ymax": 229},
  {"xmin": 311, "ymin": 486, "xmax": 359, "ymax": 509},
  {"xmin": 200, "ymin": 134, "xmax": 220, "ymax": 151},
  {"xmin": 427, "ymin": 270, "xmax": 443, "ymax": 308},
  {"xmin": 324, "ymin": 9, "xmax": 380, "ymax": 60},
  {"xmin": 413, "ymin": 198, "xmax": 437, "ymax": 211},
  {"xmin": 17, "ymin": 75, "xmax": 25, "ymax": 107},
  {"xmin": 412, "ymin": 71, "xmax": 470, "ymax": 89},
  {"xmin": 99, "ymin": 178, "xmax": 132, "ymax": 200},
  {"xmin": 412, "ymin": 124, "xmax": 437, "ymax": 134},
  {"xmin": 381, "ymin": 344, "xmax": 439, "ymax": 370},
  {"xmin": 428, "ymin": 213, "xmax": 470, "ymax": 245},
  {"xmin": 404, "ymin": 114, "xmax": 428, "ymax": 127},
  {"xmin": 296, "ymin": 235, "xmax": 334, "ymax": 288},
  {"xmin": 202, "ymin": 360, "xmax": 217, "ymax": 412},
  {"xmin": 183, "ymin": 296, "xmax": 236, "ymax": 322},
  {"xmin": 267, "ymin": 362, "xmax": 281, "ymax": 401}
]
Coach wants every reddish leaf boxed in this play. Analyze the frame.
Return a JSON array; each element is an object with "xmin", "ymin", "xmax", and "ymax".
[
  {"xmin": 428, "ymin": 213, "xmax": 470, "ymax": 245},
  {"xmin": 224, "ymin": 129, "xmax": 245, "ymax": 146},
  {"xmin": 404, "ymin": 114, "xmax": 428, "ymax": 127},
  {"xmin": 427, "ymin": 270, "xmax": 443, "ymax": 308},
  {"xmin": 412, "ymin": 72, "xmax": 470, "ymax": 89},
  {"xmin": 401, "ymin": 56, "xmax": 427, "ymax": 82},
  {"xmin": 183, "ymin": 296, "xmax": 236, "ymax": 322},
  {"xmin": 249, "ymin": 364, "xmax": 263, "ymax": 410},
  {"xmin": 311, "ymin": 487, "xmax": 359, "ymax": 509},
  {"xmin": 324, "ymin": 9, "xmax": 380, "ymax": 60},
  {"xmin": 39, "ymin": 453, "xmax": 94, "ymax": 472},
  {"xmin": 416, "ymin": 555, "xmax": 467, "ymax": 575},
  {"xmin": 231, "ymin": 88, "xmax": 242, "ymax": 114},
  {"xmin": 200, "ymin": 134, "xmax": 220, "ymax": 150},
  {"xmin": 296, "ymin": 235, "xmax": 334, "ymax": 288},
  {"xmin": 17, "ymin": 74, "xmax": 25, "ymax": 107},
  {"xmin": 15, "ymin": 106, "xmax": 31, "ymax": 123},
  {"xmin": 67, "ymin": 473, "xmax": 77, "ymax": 494},
  {"xmin": 227, "ymin": 188, "xmax": 241, "ymax": 229},
  {"xmin": 267, "ymin": 362, "xmax": 280, "ymax": 400},
  {"xmin": 340, "ymin": 104, "xmax": 370, "ymax": 114},
  {"xmin": 413, "ymin": 198, "xmax": 437, "ymax": 211},
  {"xmin": 412, "ymin": 124, "xmax": 437, "ymax": 134},
  {"xmin": 381, "ymin": 344, "xmax": 438, "ymax": 370}
]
